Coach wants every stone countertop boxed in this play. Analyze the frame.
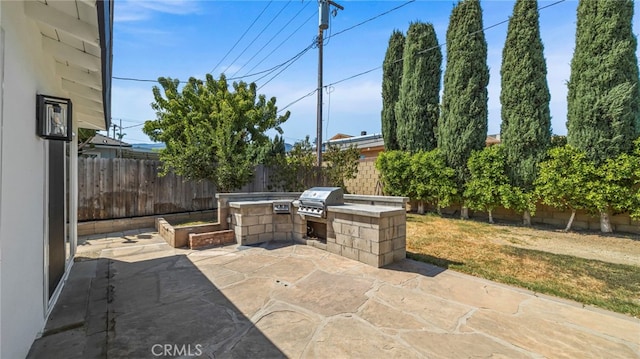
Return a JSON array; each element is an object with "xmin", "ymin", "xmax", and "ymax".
[
  {"xmin": 326, "ymin": 203, "xmax": 405, "ymax": 218},
  {"xmin": 228, "ymin": 200, "xmax": 281, "ymax": 208}
]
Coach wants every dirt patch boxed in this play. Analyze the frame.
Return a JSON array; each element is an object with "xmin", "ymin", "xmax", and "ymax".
[{"xmin": 484, "ymin": 223, "xmax": 640, "ymax": 267}]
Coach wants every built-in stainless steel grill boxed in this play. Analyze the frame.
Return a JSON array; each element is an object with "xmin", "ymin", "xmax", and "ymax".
[{"xmin": 297, "ymin": 187, "xmax": 344, "ymax": 218}]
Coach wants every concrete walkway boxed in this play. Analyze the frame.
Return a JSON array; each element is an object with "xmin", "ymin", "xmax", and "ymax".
[{"xmin": 29, "ymin": 230, "xmax": 639, "ymax": 358}]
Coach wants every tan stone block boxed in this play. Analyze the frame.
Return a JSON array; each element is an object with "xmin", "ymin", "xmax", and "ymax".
[
  {"xmin": 259, "ymin": 232, "xmax": 273, "ymax": 242},
  {"xmin": 383, "ymin": 252, "xmax": 395, "ymax": 266},
  {"xmin": 352, "ymin": 215, "xmax": 372, "ymax": 225},
  {"xmin": 244, "ymin": 234, "xmax": 260, "ymax": 245},
  {"xmin": 248, "ymin": 205, "xmax": 271, "ymax": 216},
  {"xmin": 342, "ymin": 246, "xmax": 359, "ymax": 261},
  {"xmin": 241, "ymin": 215, "xmax": 260, "ymax": 226},
  {"xmin": 341, "ymin": 223, "xmax": 359, "ymax": 237},
  {"xmin": 265, "ymin": 224, "xmax": 273, "ymax": 233},
  {"xmin": 393, "ymin": 248, "xmax": 406, "ymax": 262},
  {"xmin": 326, "ymin": 241, "xmax": 342, "ymax": 255},
  {"xmin": 610, "ymin": 214, "xmax": 630, "ymax": 226},
  {"xmin": 94, "ymin": 220, "xmax": 114, "ymax": 234},
  {"xmin": 353, "ymin": 238, "xmax": 371, "ymax": 252},
  {"xmin": 359, "ymin": 227, "xmax": 380, "ymax": 241},
  {"xmin": 275, "ymin": 223, "xmax": 293, "ymax": 233},
  {"xmin": 616, "ymin": 224, "xmax": 640, "ymax": 234},
  {"xmin": 378, "ymin": 217, "xmax": 390, "ymax": 229},
  {"xmin": 393, "ymin": 236, "xmax": 406, "ymax": 250},
  {"xmin": 259, "ymin": 215, "xmax": 274, "ymax": 225},
  {"xmin": 330, "ymin": 221, "xmax": 341, "ymax": 235},
  {"xmin": 358, "ymin": 250, "xmax": 383, "ymax": 268},
  {"xmin": 248, "ymin": 224, "xmax": 266, "ymax": 235},
  {"xmin": 335, "ymin": 233, "xmax": 353, "ymax": 247},
  {"xmin": 396, "ymin": 224, "xmax": 406, "ymax": 237},
  {"xmin": 275, "ymin": 215, "xmax": 290, "ymax": 224},
  {"xmin": 372, "ymin": 240, "xmax": 393, "ymax": 255}
]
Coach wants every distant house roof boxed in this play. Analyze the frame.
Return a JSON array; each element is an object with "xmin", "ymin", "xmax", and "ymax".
[
  {"xmin": 486, "ymin": 134, "xmax": 501, "ymax": 146},
  {"xmin": 328, "ymin": 133, "xmax": 353, "ymax": 141},
  {"xmin": 326, "ymin": 133, "xmax": 384, "ymax": 150},
  {"xmin": 88, "ymin": 133, "xmax": 132, "ymax": 147}
]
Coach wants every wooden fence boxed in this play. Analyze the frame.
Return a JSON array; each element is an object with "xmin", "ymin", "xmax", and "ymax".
[
  {"xmin": 78, "ymin": 158, "xmax": 218, "ymax": 221},
  {"xmin": 77, "ymin": 159, "xmax": 327, "ymax": 221}
]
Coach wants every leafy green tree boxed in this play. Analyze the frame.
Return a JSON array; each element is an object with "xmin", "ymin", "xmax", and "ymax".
[
  {"xmin": 535, "ymin": 145, "xmax": 592, "ymax": 231},
  {"xmin": 631, "ymin": 138, "xmax": 640, "ymax": 220},
  {"xmin": 500, "ymin": 0, "xmax": 551, "ymax": 225},
  {"xmin": 323, "ymin": 143, "xmax": 360, "ymax": 191},
  {"xmin": 395, "ymin": 22, "xmax": 442, "ymax": 153},
  {"xmin": 439, "ymin": 0, "xmax": 489, "ymax": 219},
  {"xmin": 585, "ymin": 152, "xmax": 636, "ymax": 233},
  {"xmin": 567, "ymin": 0, "xmax": 639, "ymax": 164},
  {"xmin": 143, "ymin": 74, "xmax": 289, "ymax": 192},
  {"xmin": 268, "ymin": 136, "xmax": 318, "ymax": 192},
  {"xmin": 381, "ymin": 30, "xmax": 405, "ymax": 151},
  {"xmin": 464, "ymin": 146, "xmax": 509, "ymax": 224},
  {"xmin": 550, "ymin": 135, "xmax": 567, "ymax": 149},
  {"xmin": 411, "ymin": 150, "xmax": 457, "ymax": 215},
  {"xmin": 375, "ymin": 151, "xmax": 413, "ymax": 198}
]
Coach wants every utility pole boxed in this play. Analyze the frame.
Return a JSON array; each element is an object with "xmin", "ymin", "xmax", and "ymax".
[{"xmin": 316, "ymin": 0, "xmax": 343, "ymax": 167}]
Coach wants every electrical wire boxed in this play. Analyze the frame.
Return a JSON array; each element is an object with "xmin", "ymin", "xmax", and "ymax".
[
  {"xmin": 221, "ymin": 0, "xmax": 293, "ymax": 75},
  {"xmin": 230, "ymin": 0, "xmax": 311, "ymax": 78},
  {"xmin": 209, "ymin": 1, "xmax": 273, "ymax": 75},
  {"xmin": 325, "ymin": 0, "xmax": 415, "ymax": 41},
  {"xmin": 256, "ymin": 42, "xmax": 316, "ymax": 90},
  {"xmin": 277, "ymin": 89, "xmax": 317, "ymax": 114},
  {"xmin": 327, "ymin": 0, "xmax": 567, "ymax": 88},
  {"xmin": 243, "ymin": 9, "xmax": 317, "ymax": 77}
]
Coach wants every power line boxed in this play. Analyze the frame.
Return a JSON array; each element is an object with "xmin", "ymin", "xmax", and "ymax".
[
  {"xmin": 230, "ymin": 1, "xmax": 312, "ymax": 78},
  {"xmin": 210, "ymin": 1, "xmax": 273, "ymax": 75},
  {"xmin": 277, "ymin": 89, "xmax": 317, "ymax": 114},
  {"xmin": 221, "ymin": 0, "xmax": 293, "ymax": 75},
  {"xmin": 243, "ymin": 9, "xmax": 317, "ymax": 77},
  {"xmin": 327, "ymin": 0, "xmax": 567, "ymax": 89},
  {"xmin": 256, "ymin": 42, "xmax": 316, "ymax": 90},
  {"xmin": 325, "ymin": 0, "xmax": 415, "ymax": 41},
  {"xmin": 112, "ymin": 41, "xmax": 317, "ymax": 84}
]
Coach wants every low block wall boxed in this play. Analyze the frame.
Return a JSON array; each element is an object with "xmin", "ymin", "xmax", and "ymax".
[
  {"xmin": 433, "ymin": 203, "xmax": 640, "ymax": 234},
  {"xmin": 78, "ymin": 210, "xmax": 217, "ymax": 236},
  {"xmin": 326, "ymin": 205, "xmax": 406, "ymax": 268},
  {"xmin": 189, "ymin": 230, "xmax": 235, "ymax": 249},
  {"xmin": 156, "ymin": 218, "xmax": 226, "ymax": 248}
]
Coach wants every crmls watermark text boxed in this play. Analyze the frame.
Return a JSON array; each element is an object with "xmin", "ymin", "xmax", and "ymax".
[{"xmin": 151, "ymin": 344, "xmax": 203, "ymax": 357}]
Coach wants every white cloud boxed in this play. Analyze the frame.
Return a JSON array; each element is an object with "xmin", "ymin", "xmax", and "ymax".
[{"xmin": 115, "ymin": 0, "xmax": 201, "ymax": 23}]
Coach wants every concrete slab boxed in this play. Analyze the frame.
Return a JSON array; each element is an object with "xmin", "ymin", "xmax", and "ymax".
[{"xmin": 28, "ymin": 229, "xmax": 640, "ymax": 359}]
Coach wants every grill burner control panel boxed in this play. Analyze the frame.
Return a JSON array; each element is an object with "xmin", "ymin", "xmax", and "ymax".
[{"xmin": 273, "ymin": 200, "xmax": 292, "ymax": 214}]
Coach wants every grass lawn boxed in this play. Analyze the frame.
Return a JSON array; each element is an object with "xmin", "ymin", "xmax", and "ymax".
[{"xmin": 406, "ymin": 214, "xmax": 640, "ymax": 318}]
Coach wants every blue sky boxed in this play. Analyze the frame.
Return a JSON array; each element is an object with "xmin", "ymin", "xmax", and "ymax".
[{"xmin": 110, "ymin": 0, "xmax": 640, "ymax": 145}]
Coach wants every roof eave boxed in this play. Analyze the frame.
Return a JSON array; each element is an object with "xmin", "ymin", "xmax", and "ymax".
[{"xmin": 96, "ymin": 0, "xmax": 113, "ymax": 131}]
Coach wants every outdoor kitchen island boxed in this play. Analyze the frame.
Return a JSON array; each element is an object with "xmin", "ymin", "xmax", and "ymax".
[{"xmin": 221, "ymin": 189, "xmax": 408, "ymax": 268}]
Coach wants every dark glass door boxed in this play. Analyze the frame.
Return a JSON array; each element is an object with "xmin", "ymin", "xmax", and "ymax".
[{"xmin": 48, "ymin": 140, "xmax": 65, "ymax": 298}]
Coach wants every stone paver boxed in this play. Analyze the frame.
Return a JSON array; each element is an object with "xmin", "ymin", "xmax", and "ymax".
[{"xmin": 28, "ymin": 230, "xmax": 640, "ymax": 358}]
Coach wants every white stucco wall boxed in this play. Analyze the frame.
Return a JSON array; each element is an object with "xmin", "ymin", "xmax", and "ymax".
[{"xmin": 0, "ymin": 2, "xmax": 72, "ymax": 357}]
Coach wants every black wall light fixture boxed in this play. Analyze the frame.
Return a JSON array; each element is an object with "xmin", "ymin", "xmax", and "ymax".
[{"xmin": 36, "ymin": 94, "xmax": 72, "ymax": 141}]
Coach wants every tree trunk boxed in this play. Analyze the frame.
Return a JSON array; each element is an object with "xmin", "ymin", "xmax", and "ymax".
[
  {"xmin": 488, "ymin": 209, "xmax": 494, "ymax": 224},
  {"xmin": 522, "ymin": 210, "xmax": 531, "ymax": 226},
  {"xmin": 600, "ymin": 211, "xmax": 613, "ymax": 233},
  {"xmin": 461, "ymin": 206, "xmax": 469, "ymax": 220},
  {"xmin": 417, "ymin": 201, "xmax": 425, "ymax": 215},
  {"xmin": 436, "ymin": 205, "xmax": 442, "ymax": 216},
  {"xmin": 564, "ymin": 209, "xmax": 576, "ymax": 232}
]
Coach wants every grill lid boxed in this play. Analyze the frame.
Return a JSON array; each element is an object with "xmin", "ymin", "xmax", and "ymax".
[{"xmin": 298, "ymin": 187, "xmax": 344, "ymax": 206}]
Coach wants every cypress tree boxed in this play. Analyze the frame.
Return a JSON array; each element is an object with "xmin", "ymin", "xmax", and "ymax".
[
  {"xmin": 395, "ymin": 22, "xmax": 442, "ymax": 153},
  {"xmin": 381, "ymin": 30, "xmax": 405, "ymax": 151},
  {"xmin": 439, "ymin": 0, "xmax": 489, "ymax": 188},
  {"xmin": 500, "ymin": 0, "xmax": 551, "ymax": 192},
  {"xmin": 567, "ymin": 0, "xmax": 639, "ymax": 164}
]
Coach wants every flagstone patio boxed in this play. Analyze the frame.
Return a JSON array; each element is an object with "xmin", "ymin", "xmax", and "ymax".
[{"xmin": 28, "ymin": 229, "xmax": 639, "ymax": 358}]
